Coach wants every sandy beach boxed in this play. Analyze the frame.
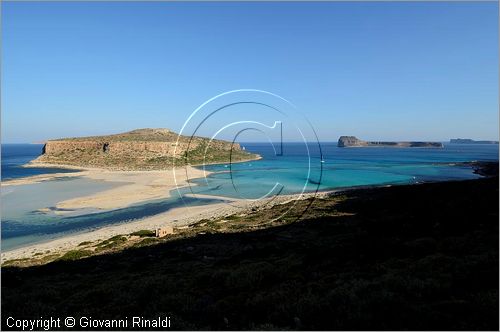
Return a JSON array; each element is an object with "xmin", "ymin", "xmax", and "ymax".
[
  {"xmin": 1, "ymin": 160, "xmax": 323, "ymax": 262},
  {"xmin": 1, "ymin": 190, "xmax": 325, "ymax": 263},
  {"xmin": 0, "ymin": 192, "xmax": 321, "ymax": 263},
  {"xmin": 1, "ymin": 164, "xmax": 209, "ymax": 258},
  {"xmin": 3, "ymin": 164, "xmax": 210, "ymax": 211},
  {"xmin": 1, "ymin": 200, "xmax": 235, "ymax": 263}
]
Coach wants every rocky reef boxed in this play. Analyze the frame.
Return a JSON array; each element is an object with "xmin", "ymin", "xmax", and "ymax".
[
  {"xmin": 338, "ymin": 136, "xmax": 443, "ymax": 148},
  {"xmin": 31, "ymin": 128, "xmax": 259, "ymax": 170}
]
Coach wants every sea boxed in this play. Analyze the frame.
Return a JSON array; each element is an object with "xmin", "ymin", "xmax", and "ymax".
[{"xmin": 1, "ymin": 142, "xmax": 498, "ymax": 251}]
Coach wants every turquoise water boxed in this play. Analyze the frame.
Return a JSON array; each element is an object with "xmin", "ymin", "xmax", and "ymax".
[
  {"xmin": 181, "ymin": 142, "xmax": 498, "ymax": 199},
  {"xmin": 1, "ymin": 143, "xmax": 498, "ymax": 251}
]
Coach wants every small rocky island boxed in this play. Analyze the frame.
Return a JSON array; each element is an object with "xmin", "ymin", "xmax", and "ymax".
[
  {"xmin": 338, "ymin": 136, "xmax": 443, "ymax": 148},
  {"xmin": 31, "ymin": 128, "xmax": 259, "ymax": 170},
  {"xmin": 450, "ymin": 138, "xmax": 499, "ymax": 144}
]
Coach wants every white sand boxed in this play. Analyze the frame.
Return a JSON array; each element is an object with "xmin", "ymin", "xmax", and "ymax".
[
  {"xmin": 1, "ymin": 200, "xmax": 235, "ymax": 262},
  {"xmin": 1, "ymin": 190, "xmax": 325, "ymax": 263},
  {"xmin": 3, "ymin": 165, "xmax": 209, "ymax": 211},
  {"xmin": 55, "ymin": 167, "xmax": 209, "ymax": 212},
  {"xmin": 1, "ymin": 161, "xmax": 325, "ymax": 263}
]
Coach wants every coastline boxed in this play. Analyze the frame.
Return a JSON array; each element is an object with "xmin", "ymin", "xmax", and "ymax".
[
  {"xmin": 1, "ymin": 190, "xmax": 323, "ymax": 263},
  {"xmin": 2, "ymin": 158, "xmax": 497, "ymax": 263},
  {"xmin": 3, "ymin": 154, "xmax": 262, "ymax": 209},
  {"xmin": 2, "ymin": 174, "xmax": 496, "ymax": 264},
  {"xmin": 1, "ymin": 169, "xmax": 490, "ymax": 264},
  {"xmin": 4, "ymin": 170, "xmax": 498, "ymax": 330},
  {"xmin": 1, "ymin": 156, "xmax": 262, "ymax": 260},
  {"xmin": 3, "ymin": 166, "xmax": 210, "ymax": 211},
  {"xmin": 24, "ymin": 153, "xmax": 262, "ymax": 171}
]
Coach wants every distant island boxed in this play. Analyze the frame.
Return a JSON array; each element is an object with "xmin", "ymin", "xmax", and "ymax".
[
  {"xmin": 450, "ymin": 138, "xmax": 499, "ymax": 144},
  {"xmin": 338, "ymin": 136, "xmax": 444, "ymax": 148},
  {"xmin": 30, "ymin": 128, "xmax": 260, "ymax": 170}
]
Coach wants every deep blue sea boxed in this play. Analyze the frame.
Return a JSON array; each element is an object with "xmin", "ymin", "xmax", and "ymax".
[
  {"xmin": 1, "ymin": 143, "xmax": 498, "ymax": 250},
  {"xmin": 1, "ymin": 144, "xmax": 79, "ymax": 180}
]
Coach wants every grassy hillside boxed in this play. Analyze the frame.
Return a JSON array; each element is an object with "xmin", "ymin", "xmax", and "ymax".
[{"xmin": 2, "ymin": 177, "xmax": 498, "ymax": 330}]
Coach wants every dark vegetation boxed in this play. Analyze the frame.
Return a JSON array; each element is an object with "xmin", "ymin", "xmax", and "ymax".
[
  {"xmin": 58, "ymin": 249, "xmax": 93, "ymax": 261},
  {"xmin": 469, "ymin": 161, "xmax": 499, "ymax": 177},
  {"xmin": 2, "ymin": 177, "xmax": 498, "ymax": 330},
  {"xmin": 130, "ymin": 229, "xmax": 156, "ymax": 237}
]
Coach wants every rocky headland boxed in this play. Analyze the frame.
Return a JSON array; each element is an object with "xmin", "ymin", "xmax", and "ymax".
[
  {"xmin": 450, "ymin": 138, "xmax": 499, "ymax": 144},
  {"xmin": 30, "ymin": 128, "xmax": 260, "ymax": 170},
  {"xmin": 338, "ymin": 136, "xmax": 444, "ymax": 148}
]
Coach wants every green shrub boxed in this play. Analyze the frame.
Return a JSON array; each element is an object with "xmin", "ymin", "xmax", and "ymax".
[
  {"xmin": 58, "ymin": 250, "xmax": 92, "ymax": 261},
  {"xmin": 109, "ymin": 235, "xmax": 127, "ymax": 242},
  {"xmin": 130, "ymin": 230, "xmax": 156, "ymax": 237},
  {"xmin": 96, "ymin": 239, "xmax": 110, "ymax": 246},
  {"xmin": 94, "ymin": 236, "xmax": 128, "ymax": 250}
]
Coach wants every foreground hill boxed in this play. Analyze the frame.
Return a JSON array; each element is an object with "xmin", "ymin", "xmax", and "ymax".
[
  {"xmin": 2, "ymin": 176, "xmax": 498, "ymax": 330},
  {"xmin": 30, "ymin": 128, "xmax": 259, "ymax": 170}
]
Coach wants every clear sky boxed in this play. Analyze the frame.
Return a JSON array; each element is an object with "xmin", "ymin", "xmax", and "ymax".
[{"xmin": 2, "ymin": 1, "xmax": 498, "ymax": 143}]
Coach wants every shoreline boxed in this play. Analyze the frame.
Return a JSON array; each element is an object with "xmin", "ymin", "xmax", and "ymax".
[
  {"xmin": 2, "ymin": 166, "xmax": 210, "ymax": 211},
  {"xmin": 4, "ymin": 176, "xmax": 497, "ymax": 330},
  {"xmin": 3, "ymin": 175, "xmax": 495, "ymax": 264},
  {"xmin": 23, "ymin": 153, "xmax": 263, "ymax": 171},
  {"xmin": 3, "ymin": 154, "xmax": 262, "ymax": 187},
  {"xmin": 0, "ymin": 157, "xmax": 262, "ymax": 261},
  {"xmin": 2, "ymin": 159, "xmax": 496, "ymax": 263},
  {"xmin": 0, "ymin": 190, "xmax": 324, "ymax": 263},
  {"xmin": 2, "ymin": 173, "xmax": 494, "ymax": 262},
  {"xmin": 3, "ymin": 156, "xmax": 264, "ymax": 209}
]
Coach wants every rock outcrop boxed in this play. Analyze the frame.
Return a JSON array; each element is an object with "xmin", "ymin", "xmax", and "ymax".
[
  {"xmin": 337, "ymin": 136, "xmax": 365, "ymax": 147},
  {"xmin": 450, "ymin": 139, "xmax": 498, "ymax": 145},
  {"xmin": 338, "ymin": 136, "xmax": 443, "ymax": 148},
  {"xmin": 31, "ymin": 128, "xmax": 259, "ymax": 170}
]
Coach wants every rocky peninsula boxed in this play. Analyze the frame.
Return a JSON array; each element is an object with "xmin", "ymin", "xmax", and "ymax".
[
  {"xmin": 338, "ymin": 136, "xmax": 444, "ymax": 148},
  {"xmin": 450, "ymin": 138, "xmax": 499, "ymax": 144},
  {"xmin": 30, "ymin": 128, "xmax": 259, "ymax": 170}
]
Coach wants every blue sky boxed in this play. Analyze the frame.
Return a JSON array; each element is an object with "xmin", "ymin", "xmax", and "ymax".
[{"xmin": 2, "ymin": 2, "xmax": 498, "ymax": 143}]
